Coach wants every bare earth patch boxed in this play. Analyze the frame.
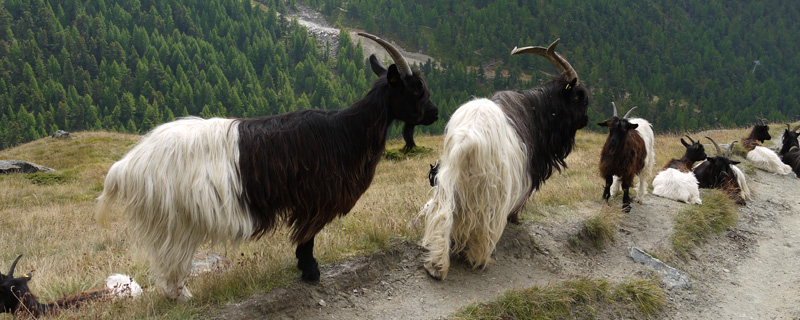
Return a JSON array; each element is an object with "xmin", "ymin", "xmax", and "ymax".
[{"xmin": 212, "ymin": 170, "xmax": 799, "ymax": 319}]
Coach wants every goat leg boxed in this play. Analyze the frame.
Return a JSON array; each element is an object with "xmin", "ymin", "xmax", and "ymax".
[
  {"xmin": 296, "ymin": 236, "xmax": 320, "ymax": 283},
  {"xmin": 602, "ymin": 175, "xmax": 613, "ymax": 201},
  {"xmin": 622, "ymin": 181, "xmax": 632, "ymax": 213}
]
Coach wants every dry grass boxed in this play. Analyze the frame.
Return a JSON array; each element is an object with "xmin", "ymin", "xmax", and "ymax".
[
  {"xmin": 579, "ymin": 207, "xmax": 623, "ymax": 249},
  {"xmin": 670, "ymin": 189, "xmax": 738, "ymax": 260},
  {"xmin": 451, "ymin": 277, "xmax": 665, "ymax": 320},
  {"xmin": 1, "ymin": 124, "xmax": 776, "ymax": 318}
]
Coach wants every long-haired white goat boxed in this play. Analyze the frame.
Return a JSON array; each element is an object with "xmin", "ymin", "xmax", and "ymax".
[{"xmin": 420, "ymin": 39, "xmax": 589, "ymax": 280}]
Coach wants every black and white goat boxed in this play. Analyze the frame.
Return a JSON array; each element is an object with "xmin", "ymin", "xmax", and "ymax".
[
  {"xmin": 1, "ymin": 254, "xmax": 141, "ymax": 318},
  {"xmin": 694, "ymin": 137, "xmax": 750, "ymax": 205},
  {"xmin": 598, "ymin": 103, "xmax": 655, "ymax": 212},
  {"xmin": 420, "ymin": 39, "xmax": 589, "ymax": 280},
  {"xmin": 652, "ymin": 136, "xmax": 706, "ymax": 204},
  {"xmin": 779, "ymin": 123, "xmax": 800, "ymax": 177},
  {"xmin": 95, "ymin": 32, "xmax": 438, "ymax": 300},
  {"xmin": 743, "ymin": 117, "xmax": 792, "ymax": 174}
]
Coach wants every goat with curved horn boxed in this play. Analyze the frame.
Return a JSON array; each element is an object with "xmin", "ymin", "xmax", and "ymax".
[
  {"xmin": 357, "ymin": 32, "xmax": 412, "ymax": 76},
  {"xmin": 420, "ymin": 38, "xmax": 589, "ymax": 280},
  {"xmin": 6, "ymin": 254, "xmax": 22, "ymax": 278},
  {"xmin": 694, "ymin": 137, "xmax": 750, "ymax": 204},
  {"xmin": 511, "ymin": 38, "xmax": 579, "ymax": 85},
  {"xmin": 598, "ymin": 102, "xmax": 655, "ymax": 212}
]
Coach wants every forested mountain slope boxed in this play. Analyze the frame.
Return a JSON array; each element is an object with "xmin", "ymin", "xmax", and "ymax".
[
  {"xmin": 297, "ymin": 0, "xmax": 800, "ymax": 131},
  {"xmin": 0, "ymin": 0, "xmax": 376, "ymax": 149},
  {"xmin": 2, "ymin": 0, "xmax": 798, "ymax": 150}
]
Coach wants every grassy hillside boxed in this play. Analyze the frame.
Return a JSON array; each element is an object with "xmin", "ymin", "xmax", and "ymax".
[{"xmin": 0, "ymin": 124, "xmax": 786, "ymax": 318}]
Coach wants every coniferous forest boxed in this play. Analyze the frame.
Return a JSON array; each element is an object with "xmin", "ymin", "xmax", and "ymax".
[{"xmin": 1, "ymin": 0, "xmax": 799, "ymax": 149}]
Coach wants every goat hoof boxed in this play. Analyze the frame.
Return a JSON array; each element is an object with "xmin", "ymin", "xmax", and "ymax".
[
  {"xmin": 424, "ymin": 262, "xmax": 446, "ymax": 280},
  {"xmin": 622, "ymin": 204, "xmax": 632, "ymax": 213},
  {"xmin": 299, "ymin": 261, "xmax": 320, "ymax": 283}
]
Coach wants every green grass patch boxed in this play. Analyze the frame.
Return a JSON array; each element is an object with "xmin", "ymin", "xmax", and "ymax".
[
  {"xmin": 451, "ymin": 277, "xmax": 665, "ymax": 319},
  {"xmin": 23, "ymin": 170, "xmax": 75, "ymax": 185},
  {"xmin": 671, "ymin": 189, "xmax": 737, "ymax": 259},
  {"xmin": 383, "ymin": 145, "xmax": 434, "ymax": 161}
]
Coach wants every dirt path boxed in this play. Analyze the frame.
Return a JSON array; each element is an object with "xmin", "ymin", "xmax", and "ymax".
[{"xmin": 213, "ymin": 169, "xmax": 799, "ymax": 319}]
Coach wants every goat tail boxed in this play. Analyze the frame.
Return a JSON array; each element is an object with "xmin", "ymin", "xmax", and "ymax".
[
  {"xmin": 95, "ymin": 163, "xmax": 122, "ymax": 229},
  {"xmin": 421, "ymin": 99, "xmax": 530, "ymax": 279}
]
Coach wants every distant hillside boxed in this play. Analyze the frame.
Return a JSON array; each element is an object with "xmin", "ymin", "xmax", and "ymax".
[
  {"xmin": 2, "ymin": 0, "xmax": 798, "ymax": 151},
  {"xmin": 0, "ymin": 0, "xmax": 378, "ymax": 149},
  {"xmin": 296, "ymin": 0, "xmax": 800, "ymax": 130}
]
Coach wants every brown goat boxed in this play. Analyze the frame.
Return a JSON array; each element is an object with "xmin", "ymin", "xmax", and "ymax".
[{"xmin": 598, "ymin": 103, "xmax": 649, "ymax": 212}]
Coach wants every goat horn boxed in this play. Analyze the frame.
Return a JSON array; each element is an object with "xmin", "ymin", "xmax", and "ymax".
[
  {"xmin": 685, "ymin": 135, "xmax": 696, "ymax": 144},
  {"xmin": 357, "ymin": 32, "xmax": 412, "ymax": 77},
  {"xmin": 611, "ymin": 102, "xmax": 618, "ymax": 118},
  {"xmin": 623, "ymin": 106, "xmax": 638, "ymax": 119},
  {"xmin": 705, "ymin": 136, "xmax": 722, "ymax": 155},
  {"xmin": 728, "ymin": 140, "xmax": 738, "ymax": 157},
  {"xmin": 792, "ymin": 123, "xmax": 800, "ymax": 132},
  {"xmin": 7, "ymin": 254, "xmax": 22, "ymax": 277},
  {"xmin": 511, "ymin": 38, "xmax": 579, "ymax": 86}
]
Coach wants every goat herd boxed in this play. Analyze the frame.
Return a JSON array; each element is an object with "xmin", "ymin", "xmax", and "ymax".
[{"xmin": 3, "ymin": 33, "xmax": 800, "ymax": 316}]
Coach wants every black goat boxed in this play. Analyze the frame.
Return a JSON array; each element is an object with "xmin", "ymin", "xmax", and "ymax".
[
  {"xmin": 694, "ymin": 137, "xmax": 749, "ymax": 205},
  {"xmin": 779, "ymin": 123, "xmax": 800, "ymax": 176},
  {"xmin": 1, "ymin": 254, "xmax": 140, "ymax": 318},
  {"xmin": 96, "ymin": 32, "xmax": 439, "ymax": 300}
]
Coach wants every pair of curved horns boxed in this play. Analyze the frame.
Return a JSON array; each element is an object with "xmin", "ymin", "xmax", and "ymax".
[
  {"xmin": 755, "ymin": 116, "xmax": 768, "ymax": 126},
  {"xmin": 6, "ymin": 254, "xmax": 22, "ymax": 277},
  {"xmin": 681, "ymin": 135, "xmax": 697, "ymax": 147},
  {"xmin": 511, "ymin": 38, "xmax": 579, "ymax": 86},
  {"xmin": 610, "ymin": 102, "xmax": 637, "ymax": 119},
  {"xmin": 705, "ymin": 136, "xmax": 737, "ymax": 157},
  {"xmin": 786, "ymin": 123, "xmax": 800, "ymax": 132},
  {"xmin": 358, "ymin": 32, "xmax": 412, "ymax": 77}
]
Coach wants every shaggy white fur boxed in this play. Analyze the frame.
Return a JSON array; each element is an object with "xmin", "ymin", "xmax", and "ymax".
[
  {"xmin": 730, "ymin": 164, "xmax": 752, "ymax": 201},
  {"xmin": 610, "ymin": 118, "xmax": 656, "ymax": 198},
  {"xmin": 652, "ymin": 168, "xmax": 702, "ymax": 204},
  {"xmin": 96, "ymin": 117, "xmax": 252, "ymax": 301},
  {"xmin": 420, "ymin": 99, "xmax": 531, "ymax": 280},
  {"xmin": 746, "ymin": 146, "xmax": 793, "ymax": 175}
]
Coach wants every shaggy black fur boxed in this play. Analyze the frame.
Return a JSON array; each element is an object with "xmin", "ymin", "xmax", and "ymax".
[
  {"xmin": 694, "ymin": 138, "xmax": 745, "ymax": 205},
  {"xmin": 492, "ymin": 77, "xmax": 590, "ymax": 221},
  {"xmin": 236, "ymin": 55, "xmax": 437, "ymax": 282},
  {"xmin": 779, "ymin": 125, "xmax": 800, "ymax": 176},
  {"xmin": 663, "ymin": 136, "xmax": 707, "ymax": 172},
  {"xmin": 598, "ymin": 109, "xmax": 646, "ymax": 212}
]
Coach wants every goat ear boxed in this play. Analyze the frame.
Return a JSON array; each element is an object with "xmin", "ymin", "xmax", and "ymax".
[
  {"xmin": 369, "ymin": 55, "xmax": 387, "ymax": 76},
  {"xmin": 386, "ymin": 64, "xmax": 403, "ymax": 88},
  {"xmin": 597, "ymin": 121, "xmax": 609, "ymax": 127},
  {"xmin": 730, "ymin": 160, "xmax": 741, "ymax": 165},
  {"xmin": 564, "ymin": 78, "xmax": 578, "ymax": 91},
  {"xmin": 627, "ymin": 123, "xmax": 639, "ymax": 130}
]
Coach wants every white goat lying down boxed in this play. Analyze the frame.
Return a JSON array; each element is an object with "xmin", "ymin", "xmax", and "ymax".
[{"xmin": 652, "ymin": 136, "xmax": 706, "ymax": 204}]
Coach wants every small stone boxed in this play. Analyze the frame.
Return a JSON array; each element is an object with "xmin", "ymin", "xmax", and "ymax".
[
  {"xmin": 723, "ymin": 268, "xmax": 730, "ymax": 273},
  {"xmin": 319, "ymin": 299, "xmax": 327, "ymax": 307}
]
